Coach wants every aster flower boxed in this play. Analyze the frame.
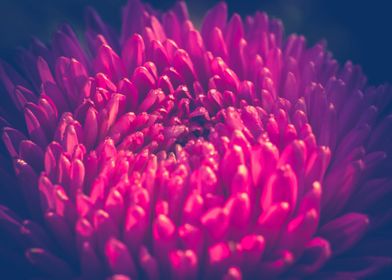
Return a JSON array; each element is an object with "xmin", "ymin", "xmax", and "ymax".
[{"xmin": 0, "ymin": 0, "xmax": 392, "ymax": 279}]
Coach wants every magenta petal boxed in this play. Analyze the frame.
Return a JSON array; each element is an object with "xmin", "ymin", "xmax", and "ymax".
[
  {"xmin": 257, "ymin": 202, "xmax": 290, "ymax": 251},
  {"xmin": 45, "ymin": 212, "xmax": 74, "ymax": 256},
  {"xmin": 19, "ymin": 140, "xmax": 44, "ymax": 171},
  {"xmin": 69, "ymin": 158, "xmax": 85, "ymax": 198},
  {"xmin": 37, "ymin": 57, "xmax": 55, "ymax": 84},
  {"xmin": 178, "ymin": 223, "xmax": 203, "ymax": 257},
  {"xmin": 169, "ymin": 249, "xmax": 198, "ymax": 280},
  {"xmin": 139, "ymin": 246, "xmax": 159, "ymax": 280},
  {"xmin": 124, "ymin": 205, "xmax": 147, "ymax": 254},
  {"xmin": 133, "ymin": 66, "xmax": 155, "ymax": 100},
  {"xmin": 260, "ymin": 164, "xmax": 298, "ymax": 213},
  {"xmin": 259, "ymin": 250, "xmax": 294, "ymax": 278},
  {"xmin": 105, "ymin": 238, "xmax": 137, "ymax": 277},
  {"xmin": 153, "ymin": 214, "xmax": 176, "ymax": 267},
  {"xmin": 173, "ymin": 49, "xmax": 197, "ymax": 87},
  {"xmin": 15, "ymin": 85, "xmax": 38, "ymax": 112},
  {"xmin": 201, "ymin": 2, "xmax": 228, "ymax": 46},
  {"xmin": 83, "ymin": 106, "xmax": 98, "ymax": 150},
  {"xmin": 207, "ymin": 241, "xmax": 232, "ymax": 276},
  {"xmin": 85, "ymin": 7, "xmax": 117, "ymax": 51},
  {"xmin": 26, "ymin": 248, "xmax": 73, "ymax": 279},
  {"xmin": 211, "ymin": 27, "xmax": 229, "ymax": 60},
  {"xmin": 201, "ymin": 207, "xmax": 229, "ymax": 241},
  {"xmin": 80, "ymin": 241, "xmax": 104, "ymax": 278},
  {"xmin": 225, "ymin": 193, "xmax": 251, "ymax": 234},
  {"xmin": 14, "ymin": 159, "xmax": 40, "ymax": 217},
  {"xmin": 53, "ymin": 26, "xmax": 89, "ymax": 70},
  {"xmin": 238, "ymin": 234, "xmax": 265, "ymax": 268},
  {"xmin": 316, "ymin": 256, "xmax": 392, "ymax": 279},
  {"xmin": 42, "ymin": 81, "xmax": 70, "ymax": 114},
  {"xmin": 223, "ymin": 267, "xmax": 242, "ymax": 280},
  {"xmin": 320, "ymin": 213, "xmax": 369, "ymax": 255},
  {"xmin": 293, "ymin": 237, "xmax": 331, "ymax": 275},
  {"xmin": 108, "ymin": 275, "xmax": 132, "ymax": 280},
  {"xmin": 24, "ymin": 107, "xmax": 48, "ymax": 147},
  {"xmin": 120, "ymin": 0, "xmax": 147, "ymax": 45},
  {"xmin": 95, "ymin": 45, "xmax": 125, "ymax": 82},
  {"xmin": 2, "ymin": 127, "xmax": 26, "ymax": 158},
  {"xmin": 280, "ymin": 209, "xmax": 318, "ymax": 255}
]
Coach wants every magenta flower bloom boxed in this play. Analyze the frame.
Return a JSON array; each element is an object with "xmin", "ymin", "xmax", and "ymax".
[{"xmin": 1, "ymin": 1, "xmax": 392, "ymax": 279}]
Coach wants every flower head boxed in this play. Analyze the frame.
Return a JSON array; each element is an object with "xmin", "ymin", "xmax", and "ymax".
[{"xmin": 0, "ymin": 1, "xmax": 392, "ymax": 279}]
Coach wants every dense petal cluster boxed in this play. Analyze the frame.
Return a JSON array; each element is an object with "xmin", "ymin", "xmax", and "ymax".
[{"xmin": 0, "ymin": 1, "xmax": 392, "ymax": 279}]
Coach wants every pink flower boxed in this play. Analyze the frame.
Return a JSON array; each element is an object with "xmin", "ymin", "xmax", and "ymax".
[{"xmin": 0, "ymin": 1, "xmax": 392, "ymax": 279}]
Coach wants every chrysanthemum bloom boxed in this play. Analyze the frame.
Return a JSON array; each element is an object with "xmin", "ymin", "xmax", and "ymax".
[{"xmin": 0, "ymin": 1, "xmax": 392, "ymax": 279}]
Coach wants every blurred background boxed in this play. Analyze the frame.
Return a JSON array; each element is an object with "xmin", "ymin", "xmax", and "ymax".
[{"xmin": 0, "ymin": 0, "xmax": 391, "ymax": 85}]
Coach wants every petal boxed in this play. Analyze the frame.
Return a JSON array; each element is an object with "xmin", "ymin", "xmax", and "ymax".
[
  {"xmin": 105, "ymin": 238, "xmax": 137, "ymax": 278},
  {"xmin": 26, "ymin": 248, "xmax": 73, "ymax": 279},
  {"xmin": 201, "ymin": 2, "xmax": 228, "ymax": 45},
  {"xmin": 319, "ymin": 213, "xmax": 369, "ymax": 255},
  {"xmin": 260, "ymin": 164, "xmax": 298, "ymax": 213}
]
